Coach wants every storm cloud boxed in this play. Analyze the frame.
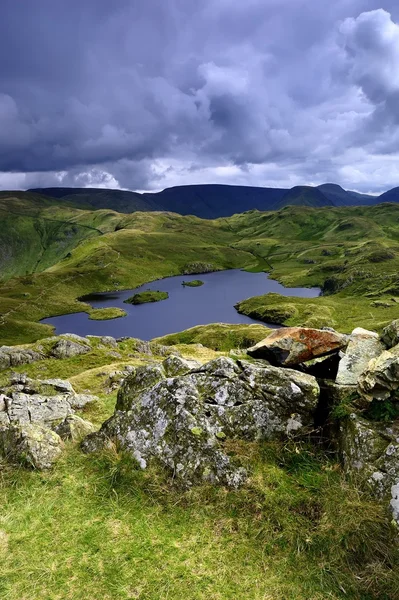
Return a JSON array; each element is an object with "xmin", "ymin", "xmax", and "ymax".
[{"xmin": 1, "ymin": 0, "xmax": 399, "ymax": 193}]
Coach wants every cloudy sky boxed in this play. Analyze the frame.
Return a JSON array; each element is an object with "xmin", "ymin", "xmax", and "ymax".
[{"xmin": 1, "ymin": 1, "xmax": 399, "ymax": 193}]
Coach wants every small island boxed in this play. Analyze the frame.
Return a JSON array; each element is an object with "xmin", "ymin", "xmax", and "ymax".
[
  {"xmin": 88, "ymin": 307, "xmax": 127, "ymax": 320},
  {"xmin": 182, "ymin": 280, "xmax": 204, "ymax": 287},
  {"xmin": 124, "ymin": 290, "xmax": 169, "ymax": 305}
]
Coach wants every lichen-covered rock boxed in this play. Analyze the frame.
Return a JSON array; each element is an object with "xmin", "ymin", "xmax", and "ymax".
[
  {"xmin": 381, "ymin": 319, "xmax": 399, "ymax": 349},
  {"xmin": 51, "ymin": 339, "xmax": 90, "ymax": 359},
  {"xmin": 336, "ymin": 328, "xmax": 384, "ymax": 386},
  {"xmin": 163, "ymin": 355, "xmax": 201, "ymax": 377},
  {"xmin": 247, "ymin": 327, "xmax": 347, "ymax": 366},
  {"xmin": 338, "ymin": 413, "xmax": 399, "ymax": 523},
  {"xmin": 54, "ymin": 415, "xmax": 95, "ymax": 442},
  {"xmin": 83, "ymin": 356, "xmax": 319, "ymax": 487},
  {"xmin": 358, "ymin": 344, "xmax": 399, "ymax": 402},
  {"xmin": 0, "ymin": 346, "xmax": 43, "ymax": 371},
  {"xmin": 0, "ymin": 423, "xmax": 63, "ymax": 469},
  {"xmin": 0, "ymin": 375, "xmax": 98, "ymax": 426},
  {"xmin": 115, "ymin": 364, "xmax": 166, "ymax": 411}
]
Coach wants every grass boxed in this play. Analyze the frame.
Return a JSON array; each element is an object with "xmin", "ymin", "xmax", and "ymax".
[
  {"xmin": 155, "ymin": 323, "xmax": 272, "ymax": 351},
  {"xmin": 124, "ymin": 290, "xmax": 169, "ymax": 305},
  {"xmin": 89, "ymin": 307, "xmax": 127, "ymax": 320},
  {"xmin": 1, "ymin": 438, "xmax": 398, "ymax": 600}
]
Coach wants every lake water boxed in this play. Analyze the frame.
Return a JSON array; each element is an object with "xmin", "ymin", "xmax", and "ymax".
[{"xmin": 42, "ymin": 269, "xmax": 320, "ymax": 340}]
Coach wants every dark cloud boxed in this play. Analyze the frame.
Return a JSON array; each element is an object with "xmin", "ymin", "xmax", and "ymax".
[{"xmin": 1, "ymin": 1, "xmax": 399, "ymax": 193}]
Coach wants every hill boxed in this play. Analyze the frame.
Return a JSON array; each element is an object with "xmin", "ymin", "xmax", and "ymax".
[
  {"xmin": 378, "ymin": 186, "xmax": 399, "ymax": 204},
  {"xmin": 277, "ymin": 186, "xmax": 335, "ymax": 208}
]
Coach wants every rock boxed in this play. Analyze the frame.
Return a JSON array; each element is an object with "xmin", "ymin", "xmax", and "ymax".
[
  {"xmin": 336, "ymin": 328, "xmax": 384, "ymax": 386},
  {"xmin": 358, "ymin": 344, "xmax": 399, "ymax": 402},
  {"xmin": 51, "ymin": 339, "xmax": 91, "ymax": 359},
  {"xmin": 338, "ymin": 413, "xmax": 399, "ymax": 523},
  {"xmin": 54, "ymin": 415, "xmax": 95, "ymax": 442},
  {"xmin": 4, "ymin": 393, "xmax": 73, "ymax": 426},
  {"xmin": 381, "ymin": 320, "xmax": 399, "ymax": 349},
  {"xmin": 247, "ymin": 327, "xmax": 348, "ymax": 367},
  {"xmin": 60, "ymin": 333, "xmax": 90, "ymax": 345},
  {"xmin": 68, "ymin": 394, "xmax": 98, "ymax": 409},
  {"xmin": 83, "ymin": 357, "xmax": 319, "ymax": 487},
  {"xmin": 0, "ymin": 346, "xmax": 43, "ymax": 371},
  {"xmin": 0, "ymin": 423, "xmax": 63, "ymax": 469},
  {"xmin": 87, "ymin": 335, "xmax": 118, "ymax": 347},
  {"xmin": 163, "ymin": 355, "xmax": 201, "ymax": 377},
  {"xmin": 40, "ymin": 379, "xmax": 75, "ymax": 394}
]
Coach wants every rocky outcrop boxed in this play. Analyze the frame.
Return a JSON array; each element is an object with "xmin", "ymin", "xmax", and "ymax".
[
  {"xmin": 82, "ymin": 356, "xmax": 319, "ymax": 487},
  {"xmin": 51, "ymin": 338, "xmax": 90, "ymax": 359},
  {"xmin": 381, "ymin": 319, "xmax": 399, "ymax": 349},
  {"xmin": 0, "ymin": 423, "xmax": 63, "ymax": 469},
  {"xmin": 0, "ymin": 374, "xmax": 96, "ymax": 468},
  {"xmin": 0, "ymin": 346, "xmax": 43, "ymax": 371},
  {"xmin": 336, "ymin": 328, "xmax": 384, "ymax": 386},
  {"xmin": 247, "ymin": 327, "xmax": 347, "ymax": 366},
  {"xmin": 54, "ymin": 415, "xmax": 95, "ymax": 442},
  {"xmin": 358, "ymin": 344, "xmax": 399, "ymax": 402}
]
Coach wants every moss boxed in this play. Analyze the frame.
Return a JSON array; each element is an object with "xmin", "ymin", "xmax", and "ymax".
[
  {"xmin": 155, "ymin": 323, "xmax": 271, "ymax": 351},
  {"xmin": 88, "ymin": 307, "xmax": 127, "ymax": 320},
  {"xmin": 124, "ymin": 290, "xmax": 169, "ymax": 305}
]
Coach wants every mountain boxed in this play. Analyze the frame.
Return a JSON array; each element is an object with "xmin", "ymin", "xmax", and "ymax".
[
  {"xmin": 378, "ymin": 187, "xmax": 399, "ymax": 204},
  {"xmin": 29, "ymin": 182, "xmax": 395, "ymax": 219},
  {"xmin": 277, "ymin": 185, "xmax": 335, "ymax": 208}
]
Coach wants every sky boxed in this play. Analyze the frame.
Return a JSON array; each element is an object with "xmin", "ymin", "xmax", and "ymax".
[{"xmin": 1, "ymin": 1, "xmax": 399, "ymax": 194}]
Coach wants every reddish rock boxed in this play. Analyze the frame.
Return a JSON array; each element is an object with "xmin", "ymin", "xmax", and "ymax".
[{"xmin": 247, "ymin": 327, "xmax": 348, "ymax": 367}]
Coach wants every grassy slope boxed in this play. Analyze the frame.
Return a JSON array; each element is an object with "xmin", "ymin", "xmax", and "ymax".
[
  {"xmin": 0, "ymin": 197, "xmax": 399, "ymax": 344},
  {"xmin": 0, "ymin": 339, "xmax": 397, "ymax": 600}
]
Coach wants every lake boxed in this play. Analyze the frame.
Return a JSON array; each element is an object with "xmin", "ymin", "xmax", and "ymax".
[{"xmin": 42, "ymin": 269, "xmax": 320, "ymax": 340}]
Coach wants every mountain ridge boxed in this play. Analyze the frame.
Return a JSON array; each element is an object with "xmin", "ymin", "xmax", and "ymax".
[{"xmin": 27, "ymin": 182, "xmax": 386, "ymax": 219}]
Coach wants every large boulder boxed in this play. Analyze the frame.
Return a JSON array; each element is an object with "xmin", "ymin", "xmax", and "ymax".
[
  {"xmin": 381, "ymin": 320, "xmax": 399, "ymax": 349},
  {"xmin": 336, "ymin": 328, "xmax": 384, "ymax": 386},
  {"xmin": 82, "ymin": 356, "xmax": 319, "ymax": 487},
  {"xmin": 247, "ymin": 327, "xmax": 347, "ymax": 366},
  {"xmin": 0, "ymin": 423, "xmax": 63, "ymax": 469},
  {"xmin": 358, "ymin": 344, "xmax": 399, "ymax": 402}
]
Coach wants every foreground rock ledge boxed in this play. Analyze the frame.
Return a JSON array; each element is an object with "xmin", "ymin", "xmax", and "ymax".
[
  {"xmin": 82, "ymin": 356, "xmax": 319, "ymax": 487},
  {"xmin": 247, "ymin": 327, "xmax": 348, "ymax": 367}
]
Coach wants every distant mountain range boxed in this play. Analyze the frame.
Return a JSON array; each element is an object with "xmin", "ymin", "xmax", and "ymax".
[{"xmin": 29, "ymin": 182, "xmax": 399, "ymax": 219}]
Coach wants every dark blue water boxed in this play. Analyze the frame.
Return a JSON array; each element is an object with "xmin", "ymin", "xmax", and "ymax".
[{"xmin": 42, "ymin": 270, "xmax": 320, "ymax": 340}]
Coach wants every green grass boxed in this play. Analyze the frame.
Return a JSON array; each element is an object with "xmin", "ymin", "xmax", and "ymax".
[
  {"xmin": 124, "ymin": 290, "xmax": 169, "ymax": 305},
  {"xmin": 1, "ymin": 439, "xmax": 397, "ymax": 600},
  {"xmin": 155, "ymin": 323, "xmax": 272, "ymax": 351}
]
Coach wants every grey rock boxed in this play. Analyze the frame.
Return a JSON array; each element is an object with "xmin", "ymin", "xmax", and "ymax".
[
  {"xmin": 41, "ymin": 379, "xmax": 75, "ymax": 394},
  {"xmin": 381, "ymin": 319, "xmax": 399, "ymax": 349},
  {"xmin": 6, "ymin": 393, "xmax": 73, "ymax": 426},
  {"xmin": 54, "ymin": 415, "xmax": 95, "ymax": 442},
  {"xmin": 338, "ymin": 413, "xmax": 399, "ymax": 523},
  {"xmin": 358, "ymin": 344, "xmax": 399, "ymax": 402},
  {"xmin": 163, "ymin": 355, "xmax": 201, "ymax": 377},
  {"xmin": 83, "ymin": 357, "xmax": 319, "ymax": 488},
  {"xmin": 51, "ymin": 339, "xmax": 91, "ymax": 359},
  {"xmin": 68, "ymin": 394, "xmax": 98, "ymax": 409},
  {"xmin": 0, "ymin": 346, "xmax": 43, "ymax": 371},
  {"xmin": 336, "ymin": 328, "xmax": 384, "ymax": 386},
  {"xmin": 87, "ymin": 335, "xmax": 118, "ymax": 347},
  {"xmin": 60, "ymin": 333, "xmax": 91, "ymax": 345},
  {"xmin": 0, "ymin": 423, "xmax": 63, "ymax": 469}
]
